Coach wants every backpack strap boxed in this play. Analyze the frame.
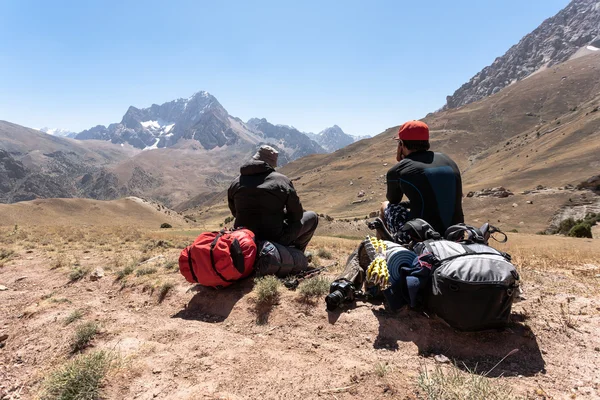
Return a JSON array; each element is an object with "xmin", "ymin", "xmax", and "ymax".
[
  {"xmin": 209, "ymin": 231, "xmax": 234, "ymax": 283},
  {"xmin": 187, "ymin": 247, "xmax": 199, "ymax": 283}
]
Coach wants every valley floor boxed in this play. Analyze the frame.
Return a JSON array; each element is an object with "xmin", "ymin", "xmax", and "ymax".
[{"xmin": 1, "ymin": 226, "xmax": 599, "ymax": 399}]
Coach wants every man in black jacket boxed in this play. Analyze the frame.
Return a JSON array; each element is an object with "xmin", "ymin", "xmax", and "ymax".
[
  {"xmin": 228, "ymin": 145, "xmax": 318, "ymax": 251},
  {"xmin": 382, "ymin": 120, "xmax": 464, "ymax": 239}
]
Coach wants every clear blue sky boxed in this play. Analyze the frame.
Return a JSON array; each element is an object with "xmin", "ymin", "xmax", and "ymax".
[{"xmin": 0, "ymin": 0, "xmax": 569, "ymax": 136}]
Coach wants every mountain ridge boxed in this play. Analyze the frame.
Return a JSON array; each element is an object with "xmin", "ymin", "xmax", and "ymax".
[{"xmin": 445, "ymin": 0, "xmax": 600, "ymax": 109}]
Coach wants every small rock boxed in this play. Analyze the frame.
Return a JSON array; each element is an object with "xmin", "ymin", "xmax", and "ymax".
[
  {"xmin": 434, "ymin": 354, "xmax": 450, "ymax": 364},
  {"xmin": 153, "ymin": 368, "xmax": 162, "ymax": 374},
  {"xmin": 526, "ymin": 200, "xmax": 533, "ymax": 204},
  {"xmin": 0, "ymin": 285, "xmax": 8, "ymax": 291},
  {"xmin": 383, "ymin": 163, "xmax": 388, "ymax": 167},
  {"xmin": 15, "ymin": 276, "xmax": 27, "ymax": 282},
  {"xmin": 89, "ymin": 268, "xmax": 105, "ymax": 281},
  {"xmin": 512, "ymin": 203, "xmax": 518, "ymax": 207},
  {"xmin": 0, "ymin": 334, "xmax": 8, "ymax": 342}
]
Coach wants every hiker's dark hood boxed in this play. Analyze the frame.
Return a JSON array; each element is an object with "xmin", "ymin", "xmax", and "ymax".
[{"xmin": 240, "ymin": 159, "xmax": 275, "ymax": 176}]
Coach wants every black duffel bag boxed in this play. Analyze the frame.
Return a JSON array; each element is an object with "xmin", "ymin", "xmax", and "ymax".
[
  {"xmin": 415, "ymin": 239, "xmax": 520, "ymax": 331},
  {"xmin": 255, "ymin": 241, "xmax": 309, "ymax": 278}
]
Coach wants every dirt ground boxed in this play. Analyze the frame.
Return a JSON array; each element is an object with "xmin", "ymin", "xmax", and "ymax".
[{"xmin": 1, "ymin": 226, "xmax": 599, "ymax": 399}]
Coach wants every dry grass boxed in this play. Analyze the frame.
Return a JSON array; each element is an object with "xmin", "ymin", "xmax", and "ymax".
[
  {"xmin": 417, "ymin": 363, "xmax": 514, "ymax": 400},
  {"xmin": 64, "ymin": 310, "xmax": 84, "ymax": 326},
  {"xmin": 298, "ymin": 276, "xmax": 331, "ymax": 300},
  {"xmin": 40, "ymin": 350, "xmax": 115, "ymax": 400},
  {"xmin": 158, "ymin": 282, "xmax": 174, "ymax": 303},
  {"xmin": 135, "ymin": 267, "xmax": 157, "ymax": 277},
  {"xmin": 254, "ymin": 276, "xmax": 281, "ymax": 305},
  {"xmin": 71, "ymin": 321, "xmax": 100, "ymax": 353},
  {"xmin": 69, "ymin": 266, "xmax": 90, "ymax": 282}
]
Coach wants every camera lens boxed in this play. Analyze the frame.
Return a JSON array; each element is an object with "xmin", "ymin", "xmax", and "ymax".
[{"xmin": 325, "ymin": 290, "xmax": 344, "ymax": 311}]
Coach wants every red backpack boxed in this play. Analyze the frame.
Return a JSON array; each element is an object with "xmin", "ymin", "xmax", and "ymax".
[{"xmin": 179, "ymin": 229, "xmax": 257, "ymax": 288}]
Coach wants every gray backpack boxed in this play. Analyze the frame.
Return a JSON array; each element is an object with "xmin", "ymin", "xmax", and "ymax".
[
  {"xmin": 415, "ymin": 239, "xmax": 519, "ymax": 331},
  {"xmin": 255, "ymin": 241, "xmax": 309, "ymax": 278}
]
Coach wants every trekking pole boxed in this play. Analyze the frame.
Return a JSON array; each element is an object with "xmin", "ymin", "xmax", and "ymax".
[{"xmin": 283, "ymin": 261, "xmax": 338, "ymax": 290}]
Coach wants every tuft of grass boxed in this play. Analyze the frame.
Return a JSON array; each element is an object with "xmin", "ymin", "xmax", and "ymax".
[
  {"xmin": 0, "ymin": 248, "xmax": 15, "ymax": 261},
  {"xmin": 135, "ymin": 267, "xmax": 157, "ymax": 277},
  {"xmin": 164, "ymin": 260, "xmax": 178, "ymax": 271},
  {"xmin": 158, "ymin": 282, "xmax": 174, "ymax": 303},
  {"xmin": 50, "ymin": 298, "xmax": 72, "ymax": 304},
  {"xmin": 64, "ymin": 310, "xmax": 84, "ymax": 326},
  {"xmin": 71, "ymin": 321, "xmax": 100, "ymax": 353},
  {"xmin": 374, "ymin": 362, "xmax": 391, "ymax": 378},
  {"xmin": 417, "ymin": 363, "xmax": 514, "ymax": 400},
  {"xmin": 115, "ymin": 264, "xmax": 135, "ymax": 281},
  {"xmin": 69, "ymin": 267, "xmax": 90, "ymax": 282},
  {"xmin": 298, "ymin": 276, "xmax": 331, "ymax": 300},
  {"xmin": 254, "ymin": 276, "xmax": 281, "ymax": 305},
  {"xmin": 51, "ymin": 254, "xmax": 70, "ymax": 270},
  {"xmin": 41, "ymin": 350, "xmax": 114, "ymax": 400},
  {"xmin": 317, "ymin": 248, "xmax": 333, "ymax": 260}
]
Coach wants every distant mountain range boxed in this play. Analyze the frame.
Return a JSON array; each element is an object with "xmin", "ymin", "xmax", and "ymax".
[
  {"xmin": 38, "ymin": 127, "xmax": 78, "ymax": 138},
  {"xmin": 69, "ymin": 91, "xmax": 363, "ymax": 164},
  {"xmin": 445, "ymin": 0, "xmax": 600, "ymax": 109}
]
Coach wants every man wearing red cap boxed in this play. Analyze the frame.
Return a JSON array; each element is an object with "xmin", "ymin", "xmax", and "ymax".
[{"xmin": 381, "ymin": 120, "xmax": 464, "ymax": 239}]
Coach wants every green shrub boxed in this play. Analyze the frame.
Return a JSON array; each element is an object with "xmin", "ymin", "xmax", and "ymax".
[
  {"xmin": 160, "ymin": 223, "xmax": 172, "ymax": 229},
  {"xmin": 568, "ymin": 223, "xmax": 593, "ymax": 238},
  {"xmin": 557, "ymin": 218, "xmax": 576, "ymax": 235},
  {"xmin": 41, "ymin": 351, "xmax": 114, "ymax": 400}
]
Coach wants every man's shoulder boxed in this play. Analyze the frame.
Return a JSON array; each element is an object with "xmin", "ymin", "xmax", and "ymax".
[
  {"xmin": 433, "ymin": 152, "xmax": 459, "ymax": 167},
  {"xmin": 265, "ymin": 171, "xmax": 293, "ymax": 185}
]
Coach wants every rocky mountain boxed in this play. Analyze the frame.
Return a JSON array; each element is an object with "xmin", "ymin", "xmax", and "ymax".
[
  {"xmin": 75, "ymin": 91, "xmax": 349, "ymax": 164},
  {"xmin": 445, "ymin": 0, "xmax": 600, "ymax": 109},
  {"xmin": 39, "ymin": 127, "xmax": 78, "ymax": 138},
  {"xmin": 310, "ymin": 125, "xmax": 356, "ymax": 152},
  {"xmin": 76, "ymin": 91, "xmax": 257, "ymax": 151},
  {"xmin": 245, "ymin": 118, "xmax": 327, "ymax": 160},
  {"xmin": 0, "ymin": 121, "xmax": 140, "ymax": 203}
]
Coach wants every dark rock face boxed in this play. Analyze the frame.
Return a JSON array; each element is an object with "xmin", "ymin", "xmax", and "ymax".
[{"xmin": 445, "ymin": 0, "xmax": 600, "ymax": 109}]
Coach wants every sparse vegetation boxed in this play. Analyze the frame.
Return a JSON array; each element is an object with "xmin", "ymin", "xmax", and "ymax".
[
  {"xmin": 254, "ymin": 276, "xmax": 281, "ymax": 305},
  {"xmin": 164, "ymin": 260, "xmax": 178, "ymax": 271},
  {"xmin": 135, "ymin": 267, "xmax": 157, "ymax": 277},
  {"xmin": 115, "ymin": 264, "xmax": 135, "ymax": 280},
  {"xmin": 64, "ymin": 310, "xmax": 84, "ymax": 326},
  {"xmin": 158, "ymin": 282, "xmax": 174, "ymax": 303},
  {"xmin": 69, "ymin": 266, "xmax": 90, "ymax": 282},
  {"xmin": 51, "ymin": 254, "xmax": 70, "ymax": 270},
  {"xmin": 71, "ymin": 321, "xmax": 100, "ymax": 353},
  {"xmin": 41, "ymin": 350, "xmax": 114, "ymax": 400},
  {"xmin": 374, "ymin": 362, "xmax": 391, "ymax": 378},
  {"xmin": 317, "ymin": 248, "xmax": 333, "ymax": 259},
  {"xmin": 298, "ymin": 276, "xmax": 330, "ymax": 300},
  {"xmin": 160, "ymin": 222, "xmax": 172, "ymax": 229},
  {"xmin": 0, "ymin": 248, "xmax": 14, "ymax": 262},
  {"xmin": 417, "ymin": 363, "xmax": 514, "ymax": 400}
]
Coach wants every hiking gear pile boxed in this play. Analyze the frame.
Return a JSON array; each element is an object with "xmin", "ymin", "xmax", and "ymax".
[
  {"xmin": 179, "ymin": 228, "xmax": 257, "ymax": 289},
  {"xmin": 344, "ymin": 219, "xmax": 520, "ymax": 330}
]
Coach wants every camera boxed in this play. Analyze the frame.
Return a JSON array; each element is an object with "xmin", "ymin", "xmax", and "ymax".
[{"xmin": 325, "ymin": 279, "xmax": 355, "ymax": 311}]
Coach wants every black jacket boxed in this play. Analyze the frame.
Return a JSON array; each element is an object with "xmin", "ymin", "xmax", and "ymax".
[
  {"xmin": 386, "ymin": 151, "xmax": 464, "ymax": 234},
  {"xmin": 228, "ymin": 160, "xmax": 303, "ymax": 244}
]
